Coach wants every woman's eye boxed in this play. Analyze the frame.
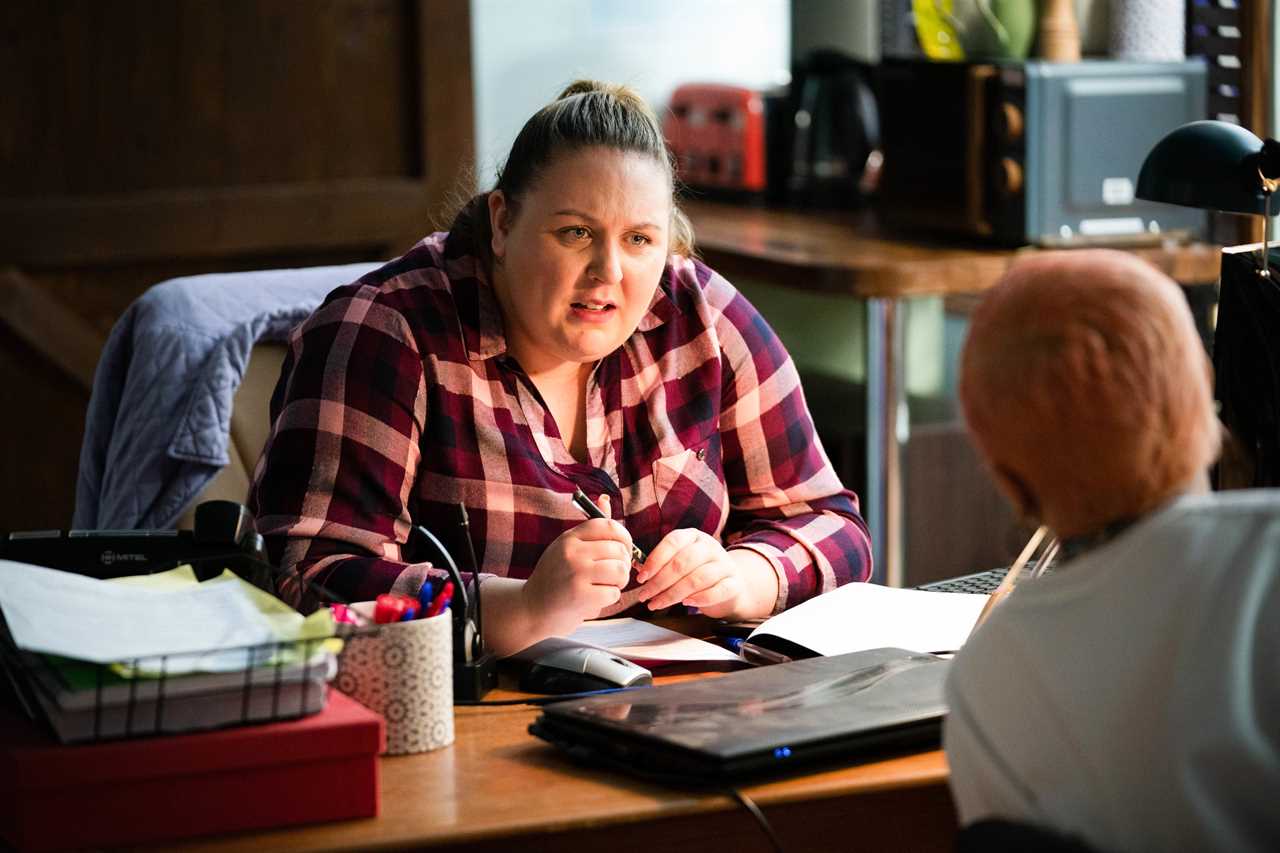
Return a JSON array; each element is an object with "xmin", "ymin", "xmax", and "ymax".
[
  {"xmin": 560, "ymin": 226, "xmax": 590, "ymax": 241},
  {"xmin": 629, "ymin": 233, "xmax": 652, "ymax": 246}
]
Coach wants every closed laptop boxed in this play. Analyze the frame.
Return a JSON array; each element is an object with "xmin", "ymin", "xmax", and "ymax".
[{"xmin": 529, "ymin": 647, "xmax": 949, "ymax": 785}]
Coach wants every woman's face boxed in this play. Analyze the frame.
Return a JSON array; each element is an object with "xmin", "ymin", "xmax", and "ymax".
[{"xmin": 488, "ymin": 146, "xmax": 671, "ymax": 375}]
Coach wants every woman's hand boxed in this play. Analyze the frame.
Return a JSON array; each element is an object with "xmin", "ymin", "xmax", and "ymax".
[
  {"xmin": 635, "ymin": 529, "xmax": 779, "ymax": 620},
  {"xmin": 520, "ymin": 510, "xmax": 634, "ymax": 639}
]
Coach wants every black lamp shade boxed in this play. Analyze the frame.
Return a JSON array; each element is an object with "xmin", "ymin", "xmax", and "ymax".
[{"xmin": 1136, "ymin": 120, "xmax": 1268, "ymax": 215}]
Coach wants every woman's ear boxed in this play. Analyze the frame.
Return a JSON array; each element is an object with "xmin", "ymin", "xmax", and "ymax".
[{"xmin": 487, "ymin": 190, "xmax": 510, "ymax": 262}]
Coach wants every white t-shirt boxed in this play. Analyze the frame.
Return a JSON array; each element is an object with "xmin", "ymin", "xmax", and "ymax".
[{"xmin": 945, "ymin": 490, "xmax": 1280, "ymax": 852}]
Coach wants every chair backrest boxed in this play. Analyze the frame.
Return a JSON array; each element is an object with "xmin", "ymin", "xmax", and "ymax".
[
  {"xmin": 75, "ymin": 261, "xmax": 381, "ymax": 532},
  {"xmin": 174, "ymin": 342, "xmax": 287, "ymax": 530}
]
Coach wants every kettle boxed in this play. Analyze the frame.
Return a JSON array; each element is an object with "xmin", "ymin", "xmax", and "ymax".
[{"xmin": 786, "ymin": 50, "xmax": 881, "ymax": 209}]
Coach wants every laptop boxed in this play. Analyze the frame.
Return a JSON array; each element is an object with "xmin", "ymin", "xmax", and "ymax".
[
  {"xmin": 916, "ymin": 566, "xmax": 1011, "ymax": 595},
  {"xmin": 528, "ymin": 647, "xmax": 949, "ymax": 786}
]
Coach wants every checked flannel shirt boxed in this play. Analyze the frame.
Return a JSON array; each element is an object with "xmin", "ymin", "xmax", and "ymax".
[{"xmin": 248, "ymin": 230, "xmax": 872, "ymax": 611}]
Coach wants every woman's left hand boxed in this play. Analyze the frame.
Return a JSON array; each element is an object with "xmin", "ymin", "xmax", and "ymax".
[{"xmin": 635, "ymin": 529, "xmax": 778, "ymax": 619}]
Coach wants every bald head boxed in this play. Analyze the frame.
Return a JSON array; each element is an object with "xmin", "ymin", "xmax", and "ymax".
[{"xmin": 960, "ymin": 250, "xmax": 1219, "ymax": 539}]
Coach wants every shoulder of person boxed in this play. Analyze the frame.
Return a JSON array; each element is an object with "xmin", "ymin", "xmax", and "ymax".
[
  {"xmin": 664, "ymin": 254, "xmax": 756, "ymax": 320},
  {"xmin": 312, "ymin": 234, "xmax": 458, "ymax": 309}
]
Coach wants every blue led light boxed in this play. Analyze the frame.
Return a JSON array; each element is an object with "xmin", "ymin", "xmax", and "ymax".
[{"xmin": 773, "ymin": 746, "xmax": 792, "ymax": 759}]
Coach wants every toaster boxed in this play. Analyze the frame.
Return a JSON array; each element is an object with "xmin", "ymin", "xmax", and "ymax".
[{"xmin": 664, "ymin": 83, "xmax": 787, "ymax": 200}]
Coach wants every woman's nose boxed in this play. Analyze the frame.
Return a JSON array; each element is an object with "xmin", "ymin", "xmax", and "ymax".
[{"xmin": 589, "ymin": 242, "xmax": 623, "ymax": 284}]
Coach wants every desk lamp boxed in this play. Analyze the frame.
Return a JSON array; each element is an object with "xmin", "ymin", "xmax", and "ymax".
[{"xmin": 1137, "ymin": 120, "xmax": 1280, "ymax": 277}]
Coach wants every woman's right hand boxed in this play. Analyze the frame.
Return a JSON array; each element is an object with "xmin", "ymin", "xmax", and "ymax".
[{"xmin": 520, "ymin": 506, "xmax": 634, "ymax": 639}]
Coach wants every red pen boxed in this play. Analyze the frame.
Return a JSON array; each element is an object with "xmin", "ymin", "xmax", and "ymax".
[{"xmin": 424, "ymin": 580, "xmax": 455, "ymax": 618}]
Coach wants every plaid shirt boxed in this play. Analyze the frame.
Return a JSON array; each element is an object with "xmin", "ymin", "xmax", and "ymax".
[{"xmin": 249, "ymin": 231, "xmax": 871, "ymax": 610}]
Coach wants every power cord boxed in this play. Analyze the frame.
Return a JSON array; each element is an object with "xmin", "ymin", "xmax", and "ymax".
[{"xmin": 727, "ymin": 786, "xmax": 785, "ymax": 853}]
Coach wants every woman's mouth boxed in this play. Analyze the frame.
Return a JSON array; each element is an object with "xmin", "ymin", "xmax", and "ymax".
[
  {"xmin": 571, "ymin": 300, "xmax": 615, "ymax": 313},
  {"xmin": 570, "ymin": 300, "xmax": 617, "ymax": 322}
]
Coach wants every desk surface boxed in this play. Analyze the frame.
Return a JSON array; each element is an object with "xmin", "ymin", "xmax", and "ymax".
[
  {"xmin": 159, "ymin": 677, "xmax": 956, "ymax": 853},
  {"xmin": 684, "ymin": 200, "xmax": 1224, "ymax": 298}
]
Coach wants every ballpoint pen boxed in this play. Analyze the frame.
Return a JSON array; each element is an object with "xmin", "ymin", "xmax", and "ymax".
[
  {"xmin": 571, "ymin": 487, "xmax": 646, "ymax": 565},
  {"xmin": 417, "ymin": 580, "xmax": 435, "ymax": 617},
  {"xmin": 425, "ymin": 580, "xmax": 455, "ymax": 618}
]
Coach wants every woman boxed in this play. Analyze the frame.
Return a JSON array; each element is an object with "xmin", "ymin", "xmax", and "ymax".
[{"xmin": 249, "ymin": 80, "xmax": 871, "ymax": 656}]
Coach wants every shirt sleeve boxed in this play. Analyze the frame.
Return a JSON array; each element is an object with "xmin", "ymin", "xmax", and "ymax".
[
  {"xmin": 711, "ymin": 276, "xmax": 873, "ymax": 611},
  {"xmin": 248, "ymin": 282, "xmax": 440, "ymax": 608}
]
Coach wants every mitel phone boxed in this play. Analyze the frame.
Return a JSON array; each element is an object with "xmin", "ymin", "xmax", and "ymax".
[{"xmin": 0, "ymin": 500, "xmax": 279, "ymax": 592}]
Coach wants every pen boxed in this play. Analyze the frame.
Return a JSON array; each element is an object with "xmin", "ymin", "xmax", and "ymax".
[
  {"xmin": 571, "ymin": 488, "xmax": 646, "ymax": 565},
  {"xmin": 425, "ymin": 580, "xmax": 455, "ymax": 618},
  {"xmin": 738, "ymin": 640, "xmax": 792, "ymax": 666},
  {"xmin": 418, "ymin": 580, "xmax": 435, "ymax": 617}
]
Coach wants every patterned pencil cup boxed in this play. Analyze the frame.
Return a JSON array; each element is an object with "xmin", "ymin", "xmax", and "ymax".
[{"xmin": 335, "ymin": 611, "xmax": 454, "ymax": 755}]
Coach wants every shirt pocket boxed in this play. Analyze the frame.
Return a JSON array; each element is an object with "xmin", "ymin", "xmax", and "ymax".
[{"xmin": 652, "ymin": 435, "xmax": 727, "ymax": 538}]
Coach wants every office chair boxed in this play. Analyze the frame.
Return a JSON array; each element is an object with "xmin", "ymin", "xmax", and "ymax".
[{"xmin": 956, "ymin": 819, "xmax": 1105, "ymax": 853}]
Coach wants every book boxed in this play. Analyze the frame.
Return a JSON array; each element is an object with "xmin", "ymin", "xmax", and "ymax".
[{"xmin": 743, "ymin": 582, "xmax": 989, "ymax": 660}]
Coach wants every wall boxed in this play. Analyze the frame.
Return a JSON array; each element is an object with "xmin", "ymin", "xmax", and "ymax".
[
  {"xmin": 470, "ymin": 0, "xmax": 789, "ymax": 186},
  {"xmin": 0, "ymin": 0, "xmax": 473, "ymax": 530}
]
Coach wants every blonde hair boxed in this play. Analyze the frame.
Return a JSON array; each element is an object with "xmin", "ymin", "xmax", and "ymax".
[
  {"xmin": 450, "ymin": 80, "xmax": 694, "ymax": 260},
  {"xmin": 959, "ymin": 250, "xmax": 1220, "ymax": 537}
]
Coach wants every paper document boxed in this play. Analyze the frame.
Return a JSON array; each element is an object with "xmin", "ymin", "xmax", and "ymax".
[
  {"xmin": 514, "ymin": 617, "xmax": 742, "ymax": 665},
  {"xmin": 0, "ymin": 560, "xmax": 330, "ymax": 670},
  {"xmin": 747, "ymin": 582, "xmax": 989, "ymax": 657}
]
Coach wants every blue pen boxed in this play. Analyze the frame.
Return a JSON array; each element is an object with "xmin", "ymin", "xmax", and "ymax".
[{"xmin": 418, "ymin": 580, "xmax": 435, "ymax": 618}]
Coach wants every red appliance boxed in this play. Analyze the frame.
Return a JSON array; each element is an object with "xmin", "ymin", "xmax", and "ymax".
[{"xmin": 665, "ymin": 83, "xmax": 772, "ymax": 196}]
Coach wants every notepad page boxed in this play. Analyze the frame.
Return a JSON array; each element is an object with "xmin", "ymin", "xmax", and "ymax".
[
  {"xmin": 513, "ymin": 617, "xmax": 742, "ymax": 665},
  {"xmin": 0, "ymin": 559, "xmax": 279, "ymax": 666},
  {"xmin": 747, "ymin": 583, "xmax": 989, "ymax": 656}
]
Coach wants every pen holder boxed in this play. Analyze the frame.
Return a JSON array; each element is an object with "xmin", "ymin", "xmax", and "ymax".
[{"xmin": 335, "ymin": 611, "xmax": 454, "ymax": 755}]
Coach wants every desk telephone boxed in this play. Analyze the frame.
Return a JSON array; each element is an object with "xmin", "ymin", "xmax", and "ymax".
[{"xmin": 0, "ymin": 500, "xmax": 277, "ymax": 591}]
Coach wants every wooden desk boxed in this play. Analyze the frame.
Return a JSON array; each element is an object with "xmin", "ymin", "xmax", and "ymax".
[
  {"xmin": 158, "ymin": 687, "xmax": 955, "ymax": 852},
  {"xmin": 684, "ymin": 201, "xmax": 1222, "ymax": 585}
]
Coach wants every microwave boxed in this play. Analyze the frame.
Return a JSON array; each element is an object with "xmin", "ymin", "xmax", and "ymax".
[{"xmin": 875, "ymin": 59, "xmax": 1208, "ymax": 246}]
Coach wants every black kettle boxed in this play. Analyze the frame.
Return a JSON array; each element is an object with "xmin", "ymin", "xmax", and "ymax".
[{"xmin": 786, "ymin": 50, "xmax": 881, "ymax": 209}]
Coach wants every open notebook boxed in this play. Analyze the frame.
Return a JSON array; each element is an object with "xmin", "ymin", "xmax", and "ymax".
[{"xmin": 742, "ymin": 582, "xmax": 989, "ymax": 662}]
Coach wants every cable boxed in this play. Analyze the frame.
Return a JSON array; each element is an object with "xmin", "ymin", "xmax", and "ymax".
[
  {"xmin": 727, "ymin": 786, "xmax": 785, "ymax": 853},
  {"xmin": 458, "ymin": 503, "xmax": 483, "ymax": 659}
]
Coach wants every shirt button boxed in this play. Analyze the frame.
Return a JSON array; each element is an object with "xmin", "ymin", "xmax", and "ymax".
[{"xmin": 696, "ymin": 448, "xmax": 706, "ymax": 461}]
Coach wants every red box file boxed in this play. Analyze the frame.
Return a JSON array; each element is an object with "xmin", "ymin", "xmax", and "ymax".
[{"xmin": 0, "ymin": 689, "xmax": 384, "ymax": 852}]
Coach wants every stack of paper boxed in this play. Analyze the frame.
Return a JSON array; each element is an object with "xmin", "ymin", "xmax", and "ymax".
[{"xmin": 0, "ymin": 561, "xmax": 338, "ymax": 743}]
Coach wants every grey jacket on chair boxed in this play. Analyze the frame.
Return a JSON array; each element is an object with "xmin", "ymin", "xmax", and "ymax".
[{"xmin": 74, "ymin": 262, "xmax": 380, "ymax": 530}]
